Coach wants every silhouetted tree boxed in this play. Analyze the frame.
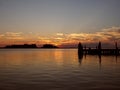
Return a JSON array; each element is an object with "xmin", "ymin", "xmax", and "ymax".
[
  {"xmin": 41, "ymin": 44, "xmax": 58, "ymax": 48},
  {"xmin": 5, "ymin": 44, "xmax": 37, "ymax": 48}
]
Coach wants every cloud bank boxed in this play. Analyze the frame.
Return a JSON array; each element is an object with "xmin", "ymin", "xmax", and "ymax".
[{"xmin": 0, "ymin": 26, "xmax": 120, "ymax": 48}]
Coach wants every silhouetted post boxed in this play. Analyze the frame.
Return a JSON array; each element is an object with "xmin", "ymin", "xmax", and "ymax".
[
  {"xmin": 115, "ymin": 42, "xmax": 118, "ymax": 55},
  {"xmin": 78, "ymin": 42, "xmax": 83, "ymax": 55},
  {"xmin": 98, "ymin": 41, "xmax": 101, "ymax": 55},
  {"xmin": 78, "ymin": 42, "xmax": 83, "ymax": 65}
]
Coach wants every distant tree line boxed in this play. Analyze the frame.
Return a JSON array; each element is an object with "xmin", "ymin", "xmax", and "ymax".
[
  {"xmin": 4, "ymin": 44, "xmax": 58, "ymax": 48},
  {"xmin": 5, "ymin": 44, "xmax": 37, "ymax": 48}
]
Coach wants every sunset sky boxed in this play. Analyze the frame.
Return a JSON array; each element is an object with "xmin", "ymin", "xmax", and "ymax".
[{"xmin": 0, "ymin": 0, "xmax": 120, "ymax": 47}]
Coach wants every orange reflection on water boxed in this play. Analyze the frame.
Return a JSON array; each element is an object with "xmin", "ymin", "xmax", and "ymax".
[
  {"xmin": 53, "ymin": 49, "xmax": 64, "ymax": 65},
  {"xmin": 0, "ymin": 49, "xmax": 119, "ymax": 70},
  {"xmin": 0, "ymin": 50, "xmax": 26, "ymax": 66}
]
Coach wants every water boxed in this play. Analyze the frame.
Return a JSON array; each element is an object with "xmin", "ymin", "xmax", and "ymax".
[{"xmin": 0, "ymin": 49, "xmax": 120, "ymax": 90}]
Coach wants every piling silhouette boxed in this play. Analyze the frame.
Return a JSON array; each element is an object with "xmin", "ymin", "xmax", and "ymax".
[
  {"xmin": 98, "ymin": 41, "xmax": 101, "ymax": 55},
  {"xmin": 78, "ymin": 42, "xmax": 84, "ymax": 64},
  {"xmin": 78, "ymin": 42, "xmax": 83, "ymax": 54}
]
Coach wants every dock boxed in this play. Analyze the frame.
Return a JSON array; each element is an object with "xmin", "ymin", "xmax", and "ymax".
[{"xmin": 78, "ymin": 42, "xmax": 120, "ymax": 55}]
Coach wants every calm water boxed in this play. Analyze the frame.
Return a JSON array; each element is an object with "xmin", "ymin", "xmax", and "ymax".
[{"xmin": 0, "ymin": 49, "xmax": 120, "ymax": 90}]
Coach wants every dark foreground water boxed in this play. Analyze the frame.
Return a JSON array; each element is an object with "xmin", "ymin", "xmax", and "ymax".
[{"xmin": 0, "ymin": 49, "xmax": 120, "ymax": 90}]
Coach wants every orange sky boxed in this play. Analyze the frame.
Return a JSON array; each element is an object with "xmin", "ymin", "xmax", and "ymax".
[{"xmin": 0, "ymin": 27, "xmax": 120, "ymax": 48}]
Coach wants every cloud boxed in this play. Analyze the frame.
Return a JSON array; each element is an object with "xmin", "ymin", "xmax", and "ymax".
[
  {"xmin": 100, "ymin": 27, "xmax": 120, "ymax": 41},
  {"xmin": 5, "ymin": 32, "xmax": 23, "ymax": 36},
  {"xmin": 0, "ymin": 26, "xmax": 120, "ymax": 47},
  {"xmin": 4, "ymin": 32, "xmax": 24, "ymax": 40},
  {"xmin": 53, "ymin": 26, "xmax": 120, "ymax": 47},
  {"xmin": 56, "ymin": 33, "xmax": 64, "ymax": 36},
  {"xmin": 102, "ymin": 26, "xmax": 120, "ymax": 33},
  {"xmin": 67, "ymin": 27, "xmax": 120, "ymax": 43},
  {"xmin": 0, "ymin": 34, "xmax": 4, "ymax": 38}
]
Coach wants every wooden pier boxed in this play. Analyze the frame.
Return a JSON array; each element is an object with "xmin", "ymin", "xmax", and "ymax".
[
  {"xmin": 83, "ymin": 48, "xmax": 120, "ymax": 55},
  {"xmin": 78, "ymin": 42, "xmax": 120, "ymax": 55}
]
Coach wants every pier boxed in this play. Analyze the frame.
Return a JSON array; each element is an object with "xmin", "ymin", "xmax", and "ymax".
[{"xmin": 78, "ymin": 42, "xmax": 120, "ymax": 55}]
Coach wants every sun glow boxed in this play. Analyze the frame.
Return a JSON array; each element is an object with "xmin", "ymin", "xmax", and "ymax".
[{"xmin": 0, "ymin": 27, "xmax": 120, "ymax": 47}]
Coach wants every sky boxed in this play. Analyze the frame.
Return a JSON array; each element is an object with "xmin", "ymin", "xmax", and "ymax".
[{"xmin": 0, "ymin": 0, "xmax": 120, "ymax": 47}]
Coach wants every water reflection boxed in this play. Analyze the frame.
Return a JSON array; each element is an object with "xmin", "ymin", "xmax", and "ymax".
[
  {"xmin": 0, "ymin": 49, "xmax": 120, "ymax": 90},
  {"xmin": 98, "ymin": 55, "xmax": 101, "ymax": 68},
  {"xmin": 78, "ymin": 53, "xmax": 83, "ymax": 65},
  {"xmin": 116, "ymin": 55, "xmax": 118, "ymax": 63},
  {"xmin": 77, "ymin": 53, "xmax": 119, "ymax": 68}
]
